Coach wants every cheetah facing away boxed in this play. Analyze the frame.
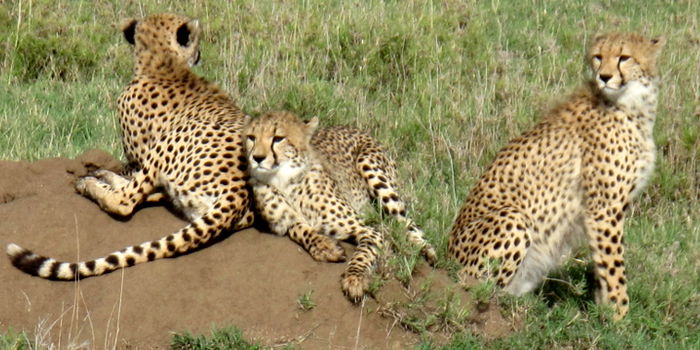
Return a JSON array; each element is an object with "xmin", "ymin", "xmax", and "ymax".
[
  {"xmin": 7, "ymin": 13, "xmax": 254, "ymax": 279},
  {"xmin": 244, "ymin": 111, "xmax": 436, "ymax": 301},
  {"xmin": 449, "ymin": 33, "xmax": 665, "ymax": 319}
]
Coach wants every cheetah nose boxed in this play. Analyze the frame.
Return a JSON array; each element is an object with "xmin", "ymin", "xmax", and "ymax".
[
  {"xmin": 252, "ymin": 155, "xmax": 265, "ymax": 164},
  {"xmin": 599, "ymin": 74, "xmax": 612, "ymax": 84}
]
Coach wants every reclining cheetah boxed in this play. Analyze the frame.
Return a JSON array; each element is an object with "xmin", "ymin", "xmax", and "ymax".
[
  {"xmin": 7, "ymin": 13, "xmax": 254, "ymax": 279},
  {"xmin": 448, "ymin": 33, "xmax": 665, "ymax": 319},
  {"xmin": 244, "ymin": 111, "xmax": 435, "ymax": 301}
]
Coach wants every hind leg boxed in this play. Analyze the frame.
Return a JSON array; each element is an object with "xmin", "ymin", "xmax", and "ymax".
[
  {"xmin": 355, "ymin": 149, "xmax": 436, "ymax": 264},
  {"xmin": 449, "ymin": 207, "xmax": 534, "ymax": 291},
  {"xmin": 91, "ymin": 169, "xmax": 166, "ymax": 203},
  {"xmin": 76, "ymin": 167, "xmax": 155, "ymax": 217}
]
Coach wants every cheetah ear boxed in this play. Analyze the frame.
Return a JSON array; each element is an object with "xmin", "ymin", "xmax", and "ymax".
[
  {"xmin": 305, "ymin": 117, "xmax": 319, "ymax": 133},
  {"xmin": 176, "ymin": 19, "xmax": 199, "ymax": 47},
  {"xmin": 122, "ymin": 18, "xmax": 137, "ymax": 45},
  {"xmin": 591, "ymin": 33, "xmax": 606, "ymax": 44}
]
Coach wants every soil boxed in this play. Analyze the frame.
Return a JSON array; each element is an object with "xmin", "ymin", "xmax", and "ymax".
[{"xmin": 0, "ymin": 150, "xmax": 514, "ymax": 349}]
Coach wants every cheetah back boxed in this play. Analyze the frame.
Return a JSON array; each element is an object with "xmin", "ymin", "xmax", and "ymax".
[{"xmin": 7, "ymin": 13, "xmax": 254, "ymax": 280}]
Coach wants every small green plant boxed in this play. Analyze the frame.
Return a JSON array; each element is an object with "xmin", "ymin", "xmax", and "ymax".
[
  {"xmin": 367, "ymin": 273, "xmax": 385, "ymax": 297},
  {"xmin": 296, "ymin": 290, "xmax": 316, "ymax": 311},
  {"xmin": 470, "ymin": 280, "xmax": 498, "ymax": 311},
  {"xmin": 171, "ymin": 327, "xmax": 261, "ymax": 350},
  {"xmin": 0, "ymin": 331, "xmax": 32, "ymax": 350}
]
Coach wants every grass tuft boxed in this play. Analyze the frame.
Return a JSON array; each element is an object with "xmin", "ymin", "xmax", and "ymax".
[{"xmin": 171, "ymin": 327, "xmax": 261, "ymax": 350}]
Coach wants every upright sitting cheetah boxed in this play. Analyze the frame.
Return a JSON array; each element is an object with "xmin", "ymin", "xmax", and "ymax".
[
  {"xmin": 449, "ymin": 33, "xmax": 665, "ymax": 319},
  {"xmin": 7, "ymin": 13, "xmax": 254, "ymax": 279},
  {"xmin": 244, "ymin": 111, "xmax": 435, "ymax": 301}
]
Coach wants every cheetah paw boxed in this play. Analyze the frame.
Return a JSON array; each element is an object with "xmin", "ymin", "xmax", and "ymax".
[
  {"xmin": 309, "ymin": 236, "xmax": 346, "ymax": 262},
  {"xmin": 75, "ymin": 176, "xmax": 100, "ymax": 196},
  {"xmin": 91, "ymin": 169, "xmax": 129, "ymax": 188},
  {"xmin": 422, "ymin": 244, "xmax": 438, "ymax": 266},
  {"xmin": 341, "ymin": 273, "xmax": 369, "ymax": 303}
]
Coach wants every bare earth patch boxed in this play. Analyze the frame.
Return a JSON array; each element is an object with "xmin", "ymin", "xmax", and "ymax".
[{"xmin": 0, "ymin": 150, "xmax": 514, "ymax": 349}]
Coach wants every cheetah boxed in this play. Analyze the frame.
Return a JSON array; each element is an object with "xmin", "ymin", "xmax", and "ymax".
[
  {"xmin": 244, "ymin": 111, "xmax": 435, "ymax": 301},
  {"xmin": 7, "ymin": 13, "xmax": 254, "ymax": 279},
  {"xmin": 448, "ymin": 33, "xmax": 665, "ymax": 319}
]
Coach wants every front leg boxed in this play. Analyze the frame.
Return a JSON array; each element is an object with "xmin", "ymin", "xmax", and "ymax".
[
  {"xmin": 585, "ymin": 199, "xmax": 629, "ymax": 320},
  {"xmin": 320, "ymin": 209, "xmax": 385, "ymax": 303},
  {"xmin": 341, "ymin": 226, "xmax": 384, "ymax": 302},
  {"xmin": 253, "ymin": 184, "xmax": 345, "ymax": 262}
]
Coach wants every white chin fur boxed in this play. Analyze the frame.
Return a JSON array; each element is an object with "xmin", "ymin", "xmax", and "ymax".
[
  {"xmin": 601, "ymin": 80, "xmax": 650, "ymax": 109},
  {"xmin": 251, "ymin": 162, "xmax": 305, "ymax": 189},
  {"xmin": 250, "ymin": 165, "xmax": 277, "ymax": 183}
]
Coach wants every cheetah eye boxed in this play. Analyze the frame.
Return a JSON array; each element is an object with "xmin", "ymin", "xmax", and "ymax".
[
  {"xmin": 619, "ymin": 55, "xmax": 631, "ymax": 62},
  {"xmin": 246, "ymin": 135, "xmax": 256, "ymax": 142},
  {"xmin": 272, "ymin": 136, "xmax": 285, "ymax": 144},
  {"xmin": 592, "ymin": 55, "xmax": 602, "ymax": 62}
]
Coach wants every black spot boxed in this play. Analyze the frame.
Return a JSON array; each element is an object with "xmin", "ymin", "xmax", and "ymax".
[
  {"xmin": 147, "ymin": 252, "xmax": 156, "ymax": 261},
  {"xmin": 133, "ymin": 246, "xmax": 143, "ymax": 255},
  {"xmin": 151, "ymin": 241, "xmax": 161, "ymax": 249},
  {"xmin": 167, "ymin": 243, "xmax": 176, "ymax": 252},
  {"xmin": 49, "ymin": 261, "xmax": 61, "ymax": 279},
  {"xmin": 85, "ymin": 260, "xmax": 96, "ymax": 272},
  {"xmin": 373, "ymin": 183, "xmax": 388, "ymax": 190},
  {"xmin": 106, "ymin": 255, "xmax": 119, "ymax": 266},
  {"xmin": 126, "ymin": 257, "xmax": 135, "ymax": 266}
]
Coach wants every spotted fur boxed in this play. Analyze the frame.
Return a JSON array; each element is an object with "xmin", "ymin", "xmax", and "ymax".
[
  {"xmin": 245, "ymin": 111, "xmax": 435, "ymax": 302},
  {"xmin": 7, "ymin": 13, "xmax": 254, "ymax": 279},
  {"xmin": 448, "ymin": 33, "xmax": 665, "ymax": 320}
]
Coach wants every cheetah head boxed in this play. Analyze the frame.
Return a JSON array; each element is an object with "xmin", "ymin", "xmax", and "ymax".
[
  {"xmin": 588, "ymin": 33, "xmax": 665, "ymax": 102},
  {"xmin": 122, "ymin": 13, "xmax": 201, "ymax": 67},
  {"xmin": 244, "ymin": 111, "xmax": 319, "ymax": 187}
]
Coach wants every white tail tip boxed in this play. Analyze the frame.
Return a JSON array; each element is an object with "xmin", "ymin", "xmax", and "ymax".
[{"xmin": 6, "ymin": 243, "xmax": 23, "ymax": 256}]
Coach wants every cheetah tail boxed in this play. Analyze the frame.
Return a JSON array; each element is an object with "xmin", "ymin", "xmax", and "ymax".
[{"xmin": 6, "ymin": 216, "xmax": 220, "ymax": 280}]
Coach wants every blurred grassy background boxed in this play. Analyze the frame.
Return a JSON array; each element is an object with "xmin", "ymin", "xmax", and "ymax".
[{"xmin": 1, "ymin": 0, "xmax": 698, "ymax": 348}]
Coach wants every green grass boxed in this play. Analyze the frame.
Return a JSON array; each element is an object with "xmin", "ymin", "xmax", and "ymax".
[
  {"xmin": 171, "ymin": 327, "xmax": 262, "ymax": 350},
  {"xmin": 296, "ymin": 290, "xmax": 316, "ymax": 311},
  {"xmin": 0, "ymin": 331, "xmax": 31, "ymax": 350},
  {"xmin": 2, "ymin": 0, "xmax": 699, "ymax": 349}
]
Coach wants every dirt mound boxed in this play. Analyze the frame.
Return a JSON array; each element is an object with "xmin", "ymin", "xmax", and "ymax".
[{"xmin": 0, "ymin": 150, "xmax": 512, "ymax": 349}]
